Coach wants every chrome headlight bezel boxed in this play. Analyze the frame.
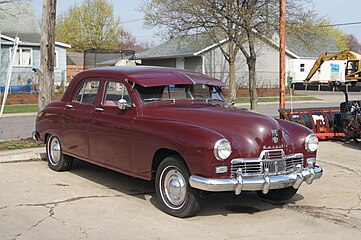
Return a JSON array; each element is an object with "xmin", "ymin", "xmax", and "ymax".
[
  {"xmin": 214, "ymin": 139, "xmax": 232, "ymax": 161},
  {"xmin": 305, "ymin": 134, "xmax": 319, "ymax": 153}
]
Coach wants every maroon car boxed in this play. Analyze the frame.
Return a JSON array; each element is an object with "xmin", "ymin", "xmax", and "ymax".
[{"xmin": 34, "ymin": 66, "xmax": 322, "ymax": 217}]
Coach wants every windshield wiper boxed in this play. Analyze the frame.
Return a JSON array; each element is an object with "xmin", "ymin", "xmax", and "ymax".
[
  {"xmin": 143, "ymin": 98, "xmax": 176, "ymax": 103},
  {"xmin": 143, "ymin": 98, "xmax": 163, "ymax": 102}
]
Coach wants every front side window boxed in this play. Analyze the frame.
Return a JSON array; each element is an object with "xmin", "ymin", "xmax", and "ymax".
[
  {"xmin": 103, "ymin": 81, "xmax": 132, "ymax": 106},
  {"xmin": 136, "ymin": 84, "xmax": 224, "ymax": 103},
  {"xmin": 10, "ymin": 48, "xmax": 32, "ymax": 66},
  {"xmin": 73, "ymin": 81, "xmax": 100, "ymax": 105}
]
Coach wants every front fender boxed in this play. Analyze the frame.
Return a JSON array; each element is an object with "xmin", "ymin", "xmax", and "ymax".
[
  {"xmin": 131, "ymin": 117, "xmax": 225, "ymax": 179},
  {"xmin": 277, "ymin": 119, "xmax": 317, "ymax": 159}
]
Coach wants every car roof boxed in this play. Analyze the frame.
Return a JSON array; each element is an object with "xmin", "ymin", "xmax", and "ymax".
[{"xmin": 76, "ymin": 66, "xmax": 225, "ymax": 87}]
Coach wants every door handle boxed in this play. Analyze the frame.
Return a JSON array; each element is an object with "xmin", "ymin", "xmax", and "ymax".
[
  {"xmin": 95, "ymin": 107, "xmax": 104, "ymax": 112},
  {"xmin": 65, "ymin": 104, "xmax": 73, "ymax": 109}
]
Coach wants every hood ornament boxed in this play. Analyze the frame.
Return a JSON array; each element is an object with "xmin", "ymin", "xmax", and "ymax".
[{"xmin": 271, "ymin": 130, "xmax": 279, "ymax": 143}]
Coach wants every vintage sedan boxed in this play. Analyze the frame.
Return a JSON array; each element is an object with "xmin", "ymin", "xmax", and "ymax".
[{"xmin": 34, "ymin": 66, "xmax": 322, "ymax": 217}]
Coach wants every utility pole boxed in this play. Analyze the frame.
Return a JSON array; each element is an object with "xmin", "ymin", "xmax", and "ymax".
[
  {"xmin": 279, "ymin": 0, "xmax": 286, "ymax": 110},
  {"xmin": 39, "ymin": 0, "xmax": 57, "ymax": 112}
]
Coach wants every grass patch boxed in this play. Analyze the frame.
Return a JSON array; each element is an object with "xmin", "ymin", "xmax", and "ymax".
[
  {"xmin": 229, "ymin": 96, "xmax": 319, "ymax": 104},
  {"xmin": 0, "ymin": 138, "xmax": 44, "ymax": 151},
  {"xmin": 3, "ymin": 104, "xmax": 38, "ymax": 114}
]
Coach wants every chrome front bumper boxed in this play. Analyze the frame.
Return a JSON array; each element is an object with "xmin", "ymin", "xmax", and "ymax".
[{"xmin": 189, "ymin": 165, "xmax": 323, "ymax": 195}]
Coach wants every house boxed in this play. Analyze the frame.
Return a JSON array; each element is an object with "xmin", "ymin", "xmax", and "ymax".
[
  {"xmin": 136, "ymin": 32, "xmax": 340, "ymax": 87},
  {"xmin": 0, "ymin": 2, "xmax": 70, "ymax": 89}
]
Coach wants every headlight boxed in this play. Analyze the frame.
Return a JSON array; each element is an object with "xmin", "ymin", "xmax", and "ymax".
[
  {"xmin": 305, "ymin": 134, "xmax": 319, "ymax": 152},
  {"xmin": 214, "ymin": 139, "xmax": 232, "ymax": 161}
]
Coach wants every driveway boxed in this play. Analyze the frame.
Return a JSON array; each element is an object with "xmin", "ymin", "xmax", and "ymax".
[{"xmin": 0, "ymin": 141, "xmax": 360, "ymax": 240}]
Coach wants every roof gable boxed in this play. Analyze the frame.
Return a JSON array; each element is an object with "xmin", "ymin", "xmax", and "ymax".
[
  {"xmin": 137, "ymin": 33, "xmax": 221, "ymax": 59},
  {"xmin": 137, "ymin": 31, "xmax": 340, "ymax": 60}
]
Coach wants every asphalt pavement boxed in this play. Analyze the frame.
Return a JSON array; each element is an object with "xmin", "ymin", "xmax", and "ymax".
[{"xmin": 0, "ymin": 141, "xmax": 360, "ymax": 239}]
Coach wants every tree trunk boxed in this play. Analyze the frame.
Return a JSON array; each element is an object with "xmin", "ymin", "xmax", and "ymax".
[
  {"xmin": 39, "ymin": 0, "xmax": 57, "ymax": 112},
  {"xmin": 246, "ymin": 30, "xmax": 258, "ymax": 111},
  {"xmin": 248, "ymin": 56, "xmax": 258, "ymax": 110},
  {"xmin": 228, "ymin": 42, "xmax": 237, "ymax": 100}
]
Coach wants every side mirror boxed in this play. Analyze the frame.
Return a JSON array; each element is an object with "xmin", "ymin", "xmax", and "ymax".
[{"xmin": 117, "ymin": 99, "xmax": 128, "ymax": 110}]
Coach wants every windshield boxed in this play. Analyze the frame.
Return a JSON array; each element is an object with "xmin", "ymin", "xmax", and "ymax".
[{"xmin": 135, "ymin": 84, "xmax": 225, "ymax": 103}]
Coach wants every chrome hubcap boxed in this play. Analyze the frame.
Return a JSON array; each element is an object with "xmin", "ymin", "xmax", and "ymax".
[
  {"xmin": 160, "ymin": 166, "xmax": 187, "ymax": 209},
  {"xmin": 49, "ymin": 137, "xmax": 61, "ymax": 165}
]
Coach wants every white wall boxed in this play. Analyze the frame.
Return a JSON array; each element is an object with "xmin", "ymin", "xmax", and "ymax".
[{"xmin": 288, "ymin": 59, "xmax": 346, "ymax": 83}]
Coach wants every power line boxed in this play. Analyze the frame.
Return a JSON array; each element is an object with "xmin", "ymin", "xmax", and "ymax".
[
  {"xmin": 320, "ymin": 21, "xmax": 361, "ymax": 27},
  {"xmin": 120, "ymin": 18, "xmax": 144, "ymax": 24}
]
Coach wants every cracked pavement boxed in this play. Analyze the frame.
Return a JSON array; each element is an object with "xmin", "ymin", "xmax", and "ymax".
[{"xmin": 1, "ymin": 141, "xmax": 361, "ymax": 240}]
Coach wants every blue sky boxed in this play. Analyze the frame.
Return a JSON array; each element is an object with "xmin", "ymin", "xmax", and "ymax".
[{"xmin": 31, "ymin": 0, "xmax": 361, "ymax": 45}]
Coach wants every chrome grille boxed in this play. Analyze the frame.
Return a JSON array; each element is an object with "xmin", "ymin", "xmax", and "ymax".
[
  {"xmin": 231, "ymin": 150, "xmax": 304, "ymax": 176},
  {"xmin": 263, "ymin": 160, "xmax": 286, "ymax": 173},
  {"xmin": 262, "ymin": 149, "xmax": 284, "ymax": 160},
  {"xmin": 285, "ymin": 154, "xmax": 303, "ymax": 171}
]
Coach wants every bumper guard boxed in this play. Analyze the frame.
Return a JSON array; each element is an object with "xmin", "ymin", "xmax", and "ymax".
[{"xmin": 189, "ymin": 164, "xmax": 323, "ymax": 195}]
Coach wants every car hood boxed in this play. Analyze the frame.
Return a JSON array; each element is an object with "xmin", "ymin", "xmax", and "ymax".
[{"xmin": 142, "ymin": 104, "xmax": 290, "ymax": 158}]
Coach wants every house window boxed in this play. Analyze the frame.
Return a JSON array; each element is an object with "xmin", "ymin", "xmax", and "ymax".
[
  {"xmin": 10, "ymin": 48, "xmax": 33, "ymax": 66},
  {"xmin": 300, "ymin": 63, "xmax": 305, "ymax": 72}
]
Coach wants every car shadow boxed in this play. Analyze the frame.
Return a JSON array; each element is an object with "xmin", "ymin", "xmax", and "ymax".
[
  {"xmin": 195, "ymin": 191, "xmax": 304, "ymax": 217},
  {"xmin": 69, "ymin": 158, "xmax": 304, "ymax": 217},
  {"xmin": 69, "ymin": 159, "xmax": 156, "ymax": 201},
  {"xmin": 341, "ymin": 140, "xmax": 361, "ymax": 150}
]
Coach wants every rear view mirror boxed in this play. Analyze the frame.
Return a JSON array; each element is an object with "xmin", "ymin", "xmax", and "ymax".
[{"xmin": 118, "ymin": 99, "xmax": 128, "ymax": 110}]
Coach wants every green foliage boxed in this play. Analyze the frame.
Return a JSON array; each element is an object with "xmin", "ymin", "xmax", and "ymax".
[
  {"xmin": 0, "ymin": 138, "xmax": 44, "ymax": 151},
  {"xmin": 3, "ymin": 104, "xmax": 37, "ymax": 114},
  {"xmin": 56, "ymin": 0, "xmax": 122, "ymax": 52}
]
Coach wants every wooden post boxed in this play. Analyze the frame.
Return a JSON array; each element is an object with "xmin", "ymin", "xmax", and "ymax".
[
  {"xmin": 39, "ymin": 0, "xmax": 57, "ymax": 112},
  {"xmin": 279, "ymin": 0, "xmax": 286, "ymax": 110}
]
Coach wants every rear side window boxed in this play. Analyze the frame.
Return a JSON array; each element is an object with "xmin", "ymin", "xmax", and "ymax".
[{"xmin": 73, "ymin": 81, "xmax": 100, "ymax": 105}]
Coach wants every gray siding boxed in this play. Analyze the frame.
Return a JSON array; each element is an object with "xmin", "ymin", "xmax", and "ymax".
[
  {"xmin": 185, "ymin": 56, "xmax": 202, "ymax": 73},
  {"xmin": 202, "ymin": 39, "xmax": 293, "ymax": 88},
  {"xmin": 0, "ymin": 42, "xmax": 68, "ymax": 86}
]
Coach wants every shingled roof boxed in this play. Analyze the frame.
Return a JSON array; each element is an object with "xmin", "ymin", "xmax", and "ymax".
[
  {"xmin": 0, "ymin": 2, "xmax": 40, "ymax": 43},
  {"xmin": 137, "ymin": 31, "xmax": 340, "ymax": 60},
  {"xmin": 137, "ymin": 33, "xmax": 224, "ymax": 59}
]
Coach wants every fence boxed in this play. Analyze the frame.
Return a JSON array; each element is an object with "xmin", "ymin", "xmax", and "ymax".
[
  {"xmin": 66, "ymin": 65, "xmax": 84, "ymax": 83},
  {"xmin": 83, "ymin": 49, "xmax": 135, "ymax": 70}
]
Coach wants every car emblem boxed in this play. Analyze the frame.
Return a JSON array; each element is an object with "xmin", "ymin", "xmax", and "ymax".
[{"xmin": 271, "ymin": 130, "xmax": 279, "ymax": 143}]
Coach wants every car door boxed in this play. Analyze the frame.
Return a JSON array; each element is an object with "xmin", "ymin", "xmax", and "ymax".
[
  {"xmin": 88, "ymin": 79, "xmax": 136, "ymax": 173},
  {"xmin": 62, "ymin": 79, "xmax": 100, "ymax": 159}
]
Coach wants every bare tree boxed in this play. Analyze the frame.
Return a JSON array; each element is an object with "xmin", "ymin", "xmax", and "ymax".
[
  {"xmin": 117, "ymin": 30, "xmax": 137, "ymax": 50},
  {"xmin": 347, "ymin": 34, "xmax": 361, "ymax": 53},
  {"xmin": 141, "ymin": 0, "xmax": 321, "ymax": 110}
]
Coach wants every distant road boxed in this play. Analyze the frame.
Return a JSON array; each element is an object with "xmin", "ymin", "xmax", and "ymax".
[{"xmin": 0, "ymin": 113, "xmax": 36, "ymax": 141}]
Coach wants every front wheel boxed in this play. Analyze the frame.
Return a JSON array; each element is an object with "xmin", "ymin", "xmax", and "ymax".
[
  {"xmin": 46, "ymin": 135, "xmax": 73, "ymax": 171},
  {"xmin": 257, "ymin": 187, "xmax": 298, "ymax": 201},
  {"xmin": 155, "ymin": 156, "xmax": 201, "ymax": 218}
]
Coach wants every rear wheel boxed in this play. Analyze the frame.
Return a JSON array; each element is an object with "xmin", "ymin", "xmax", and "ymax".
[
  {"xmin": 257, "ymin": 187, "xmax": 298, "ymax": 201},
  {"xmin": 46, "ymin": 135, "xmax": 73, "ymax": 171},
  {"xmin": 155, "ymin": 156, "xmax": 201, "ymax": 218}
]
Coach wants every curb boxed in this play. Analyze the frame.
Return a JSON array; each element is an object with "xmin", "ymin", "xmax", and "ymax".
[
  {"xmin": 0, "ymin": 148, "xmax": 47, "ymax": 163},
  {"xmin": 1, "ymin": 112, "xmax": 37, "ymax": 118}
]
